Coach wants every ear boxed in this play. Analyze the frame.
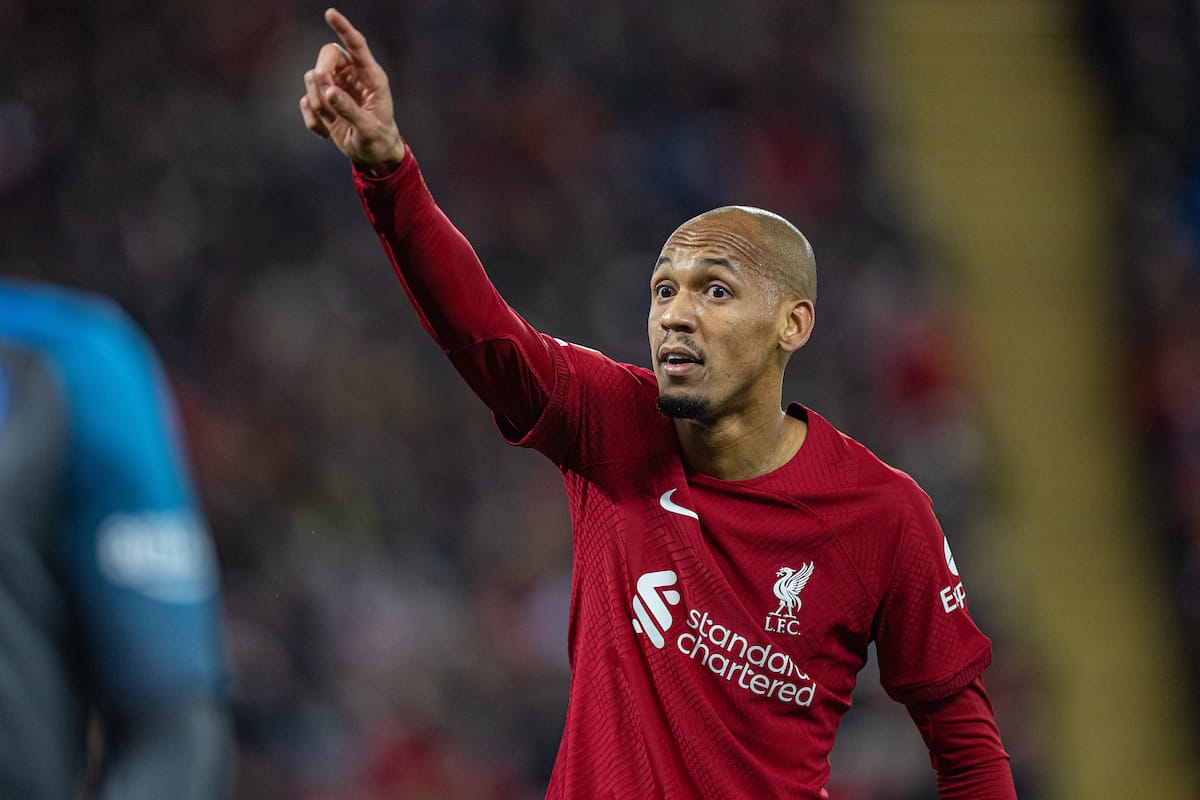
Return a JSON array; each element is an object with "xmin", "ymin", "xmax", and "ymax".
[{"xmin": 778, "ymin": 298, "xmax": 814, "ymax": 354}]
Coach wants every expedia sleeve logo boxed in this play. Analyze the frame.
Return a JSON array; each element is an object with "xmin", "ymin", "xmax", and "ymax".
[{"xmin": 940, "ymin": 535, "xmax": 967, "ymax": 613}]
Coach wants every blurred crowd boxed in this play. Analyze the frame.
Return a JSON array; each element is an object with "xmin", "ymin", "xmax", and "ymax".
[
  {"xmin": 2, "ymin": 1, "xmax": 1041, "ymax": 798},
  {"xmin": 1082, "ymin": 0, "xmax": 1200, "ymax": 731}
]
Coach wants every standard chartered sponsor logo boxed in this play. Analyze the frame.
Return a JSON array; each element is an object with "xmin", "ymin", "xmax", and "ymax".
[
  {"xmin": 677, "ymin": 608, "xmax": 816, "ymax": 707},
  {"xmin": 631, "ymin": 571, "xmax": 816, "ymax": 708},
  {"xmin": 631, "ymin": 570, "xmax": 681, "ymax": 649}
]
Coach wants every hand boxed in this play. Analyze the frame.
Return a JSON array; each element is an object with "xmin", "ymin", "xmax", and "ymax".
[{"xmin": 300, "ymin": 8, "xmax": 405, "ymax": 174}]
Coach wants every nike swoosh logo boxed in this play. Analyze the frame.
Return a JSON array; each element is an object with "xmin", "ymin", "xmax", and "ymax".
[{"xmin": 659, "ymin": 489, "xmax": 699, "ymax": 520}]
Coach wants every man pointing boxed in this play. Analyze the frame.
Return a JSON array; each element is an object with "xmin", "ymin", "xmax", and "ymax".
[{"xmin": 301, "ymin": 9, "xmax": 1016, "ymax": 797}]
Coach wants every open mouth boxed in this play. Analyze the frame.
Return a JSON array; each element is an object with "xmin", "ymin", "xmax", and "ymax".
[{"xmin": 659, "ymin": 348, "xmax": 703, "ymax": 376}]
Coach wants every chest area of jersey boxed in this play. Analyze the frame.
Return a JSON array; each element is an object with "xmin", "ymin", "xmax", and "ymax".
[{"xmin": 609, "ymin": 482, "xmax": 873, "ymax": 699}]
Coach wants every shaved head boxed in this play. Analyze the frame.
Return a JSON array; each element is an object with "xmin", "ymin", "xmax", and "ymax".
[
  {"xmin": 671, "ymin": 206, "xmax": 817, "ymax": 305},
  {"xmin": 650, "ymin": 205, "xmax": 819, "ymax": 424}
]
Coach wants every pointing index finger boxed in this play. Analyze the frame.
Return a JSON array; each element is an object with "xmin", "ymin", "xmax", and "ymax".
[{"xmin": 324, "ymin": 8, "xmax": 379, "ymax": 70}]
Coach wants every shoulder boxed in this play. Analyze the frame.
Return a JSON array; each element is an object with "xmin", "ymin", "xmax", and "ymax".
[
  {"xmin": 805, "ymin": 406, "xmax": 931, "ymax": 511},
  {"xmin": 0, "ymin": 281, "xmax": 176, "ymax": 463},
  {"xmin": 803, "ymin": 411, "xmax": 955, "ymax": 608},
  {"xmin": 549, "ymin": 335, "xmax": 658, "ymax": 400},
  {"xmin": 0, "ymin": 279, "xmax": 154, "ymax": 374},
  {"xmin": 538, "ymin": 337, "xmax": 668, "ymax": 468}
]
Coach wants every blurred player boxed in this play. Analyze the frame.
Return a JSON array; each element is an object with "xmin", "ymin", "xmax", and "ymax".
[
  {"xmin": 301, "ymin": 9, "xmax": 1016, "ymax": 798},
  {"xmin": 0, "ymin": 278, "xmax": 230, "ymax": 799}
]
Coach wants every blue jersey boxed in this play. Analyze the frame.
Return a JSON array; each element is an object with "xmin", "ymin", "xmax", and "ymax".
[{"xmin": 0, "ymin": 278, "xmax": 226, "ymax": 797}]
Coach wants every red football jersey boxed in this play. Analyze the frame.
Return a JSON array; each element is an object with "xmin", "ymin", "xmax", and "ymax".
[
  {"xmin": 355, "ymin": 150, "xmax": 995, "ymax": 799},
  {"xmin": 510, "ymin": 341, "xmax": 991, "ymax": 799}
]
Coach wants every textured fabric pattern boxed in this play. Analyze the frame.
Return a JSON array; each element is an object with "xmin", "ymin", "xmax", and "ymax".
[{"xmin": 357, "ymin": 151, "xmax": 1000, "ymax": 799}]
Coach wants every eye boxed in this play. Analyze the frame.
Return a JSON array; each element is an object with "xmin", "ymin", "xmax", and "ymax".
[
  {"xmin": 654, "ymin": 283, "xmax": 676, "ymax": 300},
  {"xmin": 707, "ymin": 284, "xmax": 731, "ymax": 299}
]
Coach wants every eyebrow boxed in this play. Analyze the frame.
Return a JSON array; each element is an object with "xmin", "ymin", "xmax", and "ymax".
[
  {"xmin": 700, "ymin": 257, "xmax": 740, "ymax": 275},
  {"xmin": 653, "ymin": 256, "xmax": 743, "ymax": 276}
]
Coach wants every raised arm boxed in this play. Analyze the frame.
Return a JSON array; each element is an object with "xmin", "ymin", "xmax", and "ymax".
[{"xmin": 300, "ymin": 8, "xmax": 555, "ymax": 436}]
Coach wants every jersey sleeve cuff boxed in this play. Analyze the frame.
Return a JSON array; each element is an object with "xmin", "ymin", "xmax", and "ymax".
[
  {"xmin": 352, "ymin": 142, "xmax": 432, "ymax": 240},
  {"xmin": 885, "ymin": 642, "xmax": 993, "ymax": 706}
]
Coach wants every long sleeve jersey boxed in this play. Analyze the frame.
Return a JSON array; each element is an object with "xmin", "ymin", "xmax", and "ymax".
[{"xmin": 353, "ymin": 147, "xmax": 1015, "ymax": 799}]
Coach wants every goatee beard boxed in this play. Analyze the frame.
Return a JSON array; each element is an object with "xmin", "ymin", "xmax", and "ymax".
[{"xmin": 657, "ymin": 394, "xmax": 710, "ymax": 420}]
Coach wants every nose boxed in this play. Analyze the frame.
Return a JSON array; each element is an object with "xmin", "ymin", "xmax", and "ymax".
[{"xmin": 658, "ymin": 290, "xmax": 697, "ymax": 332}]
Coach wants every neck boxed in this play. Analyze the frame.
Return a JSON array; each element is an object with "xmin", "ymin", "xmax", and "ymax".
[{"xmin": 674, "ymin": 405, "xmax": 807, "ymax": 481}]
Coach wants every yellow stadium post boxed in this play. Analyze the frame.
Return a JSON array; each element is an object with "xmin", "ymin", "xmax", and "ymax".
[{"xmin": 857, "ymin": 1, "xmax": 1200, "ymax": 798}]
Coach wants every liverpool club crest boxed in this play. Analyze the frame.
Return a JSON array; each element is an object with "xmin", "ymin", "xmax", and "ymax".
[{"xmin": 764, "ymin": 563, "xmax": 813, "ymax": 635}]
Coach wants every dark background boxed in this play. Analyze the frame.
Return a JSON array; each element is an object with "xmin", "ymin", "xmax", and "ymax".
[{"xmin": 2, "ymin": 1, "xmax": 1197, "ymax": 797}]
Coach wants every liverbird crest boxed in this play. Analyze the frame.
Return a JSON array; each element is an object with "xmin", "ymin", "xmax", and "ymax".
[{"xmin": 772, "ymin": 563, "xmax": 814, "ymax": 619}]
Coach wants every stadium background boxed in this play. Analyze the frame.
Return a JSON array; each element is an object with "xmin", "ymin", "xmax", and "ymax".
[{"xmin": 2, "ymin": 0, "xmax": 1198, "ymax": 797}]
